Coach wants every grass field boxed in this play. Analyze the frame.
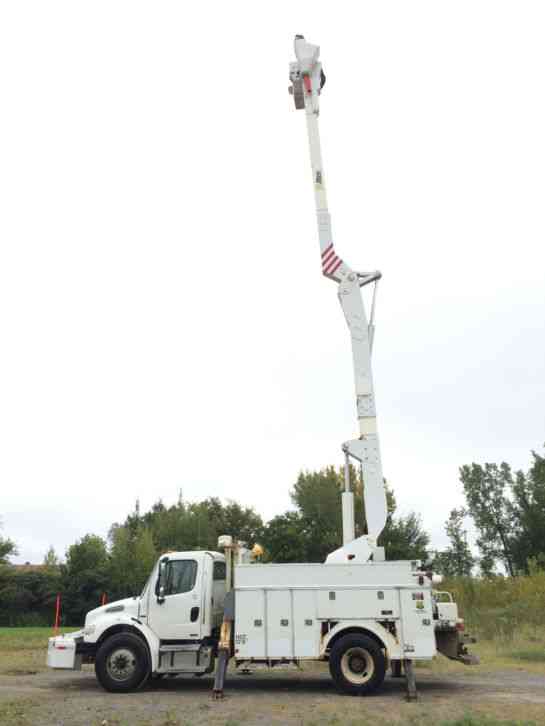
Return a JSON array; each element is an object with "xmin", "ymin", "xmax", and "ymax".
[
  {"xmin": 1, "ymin": 627, "xmax": 545, "ymax": 725},
  {"xmin": 0, "ymin": 626, "xmax": 79, "ymax": 677}
]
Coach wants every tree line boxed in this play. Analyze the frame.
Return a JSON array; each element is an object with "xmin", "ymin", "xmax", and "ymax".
[{"xmin": 0, "ymin": 446, "xmax": 543, "ymax": 626}]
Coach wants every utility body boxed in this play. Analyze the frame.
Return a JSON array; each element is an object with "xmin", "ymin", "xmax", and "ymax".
[{"xmin": 47, "ymin": 37, "xmax": 476, "ymax": 698}]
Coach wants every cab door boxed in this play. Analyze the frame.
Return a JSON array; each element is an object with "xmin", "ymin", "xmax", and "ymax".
[{"xmin": 147, "ymin": 557, "xmax": 203, "ymax": 640}]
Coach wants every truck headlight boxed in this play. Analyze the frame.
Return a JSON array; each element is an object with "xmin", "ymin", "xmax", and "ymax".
[{"xmin": 83, "ymin": 624, "xmax": 96, "ymax": 636}]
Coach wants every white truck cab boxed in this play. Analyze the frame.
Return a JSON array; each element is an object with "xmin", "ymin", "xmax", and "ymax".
[{"xmin": 48, "ymin": 550, "xmax": 226, "ymax": 692}]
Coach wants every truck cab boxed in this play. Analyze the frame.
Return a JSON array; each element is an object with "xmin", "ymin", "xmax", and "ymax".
[
  {"xmin": 48, "ymin": 550, "xmax": 226, "ymax": 692},
  {"xmin": 140, "ymin": 551, "xmax": 226, "ymax": 640}
]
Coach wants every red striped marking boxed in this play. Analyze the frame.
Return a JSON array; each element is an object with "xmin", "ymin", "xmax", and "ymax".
[
  {"xmin": 323, "ymin": 255, "xmax": 340, "ymax": 274},
  {"xmin": 328, "ymin": 258, "xmax": 343, "ymax": 276},
  {"xmin": 322, "ymin": 248, "xmax": 335, "ymax": 266},
  {"xmin": 320, "ymin": 243, "xmax": 344, "ymax": 277}
]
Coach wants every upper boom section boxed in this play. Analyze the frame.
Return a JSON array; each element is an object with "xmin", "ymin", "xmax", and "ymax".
[{"xmin": 289, "ymin": 36, "xmax": 349, "ymax": 283}]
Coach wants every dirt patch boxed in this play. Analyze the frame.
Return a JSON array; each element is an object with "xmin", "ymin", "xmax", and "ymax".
[
  {"xmin": 3, "ymin": 670, "xmax": 38, "ymax": 677},
  {"xmin": 1, "ymin": 665, "xmax": 545, "ymax": 725}
]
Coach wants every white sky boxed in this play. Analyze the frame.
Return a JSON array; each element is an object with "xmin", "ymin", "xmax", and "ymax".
[{"xmin": 1, "ymin": 2, "xmax": 544, "ymax": 564}]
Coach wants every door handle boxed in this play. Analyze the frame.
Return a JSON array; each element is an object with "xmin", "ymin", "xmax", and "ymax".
[{"xmin": 190, "ymin": 606, "xmax": 200, "ymax": 622}]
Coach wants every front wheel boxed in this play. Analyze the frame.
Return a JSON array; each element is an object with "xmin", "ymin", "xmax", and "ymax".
[
  {"xmin": 95, "ymin": 633, "xmax": 150, "ymax": 693},
  {"xmin": 329, "ymin": 634, "xmax": 386, "ymax": 696}
]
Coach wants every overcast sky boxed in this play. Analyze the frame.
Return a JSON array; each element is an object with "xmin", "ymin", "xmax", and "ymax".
[{"xmin": 1, "ymin": 2, "xmax": 544, "ymax": 564}]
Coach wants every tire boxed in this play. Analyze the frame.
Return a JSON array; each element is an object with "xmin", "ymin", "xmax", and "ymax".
[
  {"xmin": 329, "ymin": 634, "xmax": 386, "ymax": 696},
  {"xmin": 95, "ymin": 633, "xmax": 150, "ymax": 693}
]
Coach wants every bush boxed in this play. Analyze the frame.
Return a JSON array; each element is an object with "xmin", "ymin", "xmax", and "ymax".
[
  {"xmin": 443, "ymin": 571, "xmax": 545, "ymax": 641},
  {"xmin": 0, "ymin": 567, "xmax": 61, "ymax": 627}
]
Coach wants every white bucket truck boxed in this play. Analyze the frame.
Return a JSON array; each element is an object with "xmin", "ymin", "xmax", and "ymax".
[
  {"xmin": 48, "ymin": 539, "xmax": 474, "ymax": 698},
  {"xmin": 47, "ymin": 37, "xmax": 476, "ymax": 699}
]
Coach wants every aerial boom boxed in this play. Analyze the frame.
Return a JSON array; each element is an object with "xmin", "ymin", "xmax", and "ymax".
[{"xmin": 289, "ymin": 36, "xmax": 387, "ymax": 562}]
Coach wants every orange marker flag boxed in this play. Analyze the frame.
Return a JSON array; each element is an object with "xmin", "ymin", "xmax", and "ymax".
[{"xmin": 53, "ymin": 594, "xmax": 61, "ymax": 635}]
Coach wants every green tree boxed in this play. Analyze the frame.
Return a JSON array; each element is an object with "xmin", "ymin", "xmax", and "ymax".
[
  {"xmin": 376, "ymin": 484, "xmax": 429, "ymax": 561},
  {"xmin": 460, "ymin": 462, "xmax": 516, "ymax": 576},
  {"xmin": 61, "ymin": 535, "xmax": 109, "ymax": 624},
  {"xmin": 108, "ymin": 525, "xmax": 156, "ymax": 600},
  {"xmin": 43, "ymin": 545, "xmax": 60, "ymax": 569},
  {"xmin": 460, "ymin": 450, "xmax": 545, "ymax": 576},
  {"xmin": 260, "ymin": 511, "xmax": 309, "ymax": 563},
  {"xmin": 200, "ymin": 499, "xmax": 263, "ymax": 547},
  {"xmin": 290, "ymin": 466, "xmax": 348, "ymax": 561},
  {"xmin": 0, "ymin": 520, "xmax": 17, "ymax": 565},
  {"xmin": 510, "ymin": 449, "xmax": 545, "ymax": 572},
  {"xmin": 0, "ymin": 568, "xmax": 61, "ymax": 626},
  {"xmin": 138, "ymin": 496, "xmax": 263, "ymax": 554},
  {"xmin": 433, "ymin": 508, "xmax": 474, "ymax": 576},
  {"xmin": 380, "ymin": 512, "xmax": 430, "ymax": 562},
  {"xmin": 262, "ymin": 466, "xmax": 429, "ymax": 563}
]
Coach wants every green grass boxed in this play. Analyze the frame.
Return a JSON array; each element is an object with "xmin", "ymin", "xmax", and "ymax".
[
  {"xmin": 438, "ymin": 717, "xmax": 536, "ymax": 726},
  {"xmin": 0, "ymin": 626, "xmax": 78, "ymax": 675},
  {"xmin": 410, "ymin": 629, "xmax": 545, "ymax": 676},
  {"xmin": 0, "ymin": 699, "xmax": 37, "ymax": 726},
  {"xmin": 0, "ymin": 626, "xmax": 78, "ymax": 649},
  {"xmin": 508, "ymin": 649, "xmax": 545, "ymax": 663}
]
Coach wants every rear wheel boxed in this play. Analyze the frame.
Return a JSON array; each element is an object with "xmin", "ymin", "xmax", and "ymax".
[
  {"xmin": 329, "ymin": 634, "xmax": 386, "ymax": 696},
  {"xmin": 95, "ymin": 633, "xmax": 150, "ymax": 693}
]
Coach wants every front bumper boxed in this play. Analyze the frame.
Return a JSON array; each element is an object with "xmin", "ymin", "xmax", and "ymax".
[{"xmin": 47, "ymin": 631, "xmax": 84, "ymax": 670}]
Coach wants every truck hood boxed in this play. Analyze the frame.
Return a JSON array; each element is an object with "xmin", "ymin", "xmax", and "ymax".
[{"xmin": 84, "ymin": 596, "xmax": 140, "ymax": 627}]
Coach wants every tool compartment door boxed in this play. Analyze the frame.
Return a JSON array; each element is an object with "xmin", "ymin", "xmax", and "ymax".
[
  {"xmin": 317, "ymin": 587, "xmax": 399, "ymax": 619},
  {"xmin": 234, "ymin": 590, "xmax": 266, "ymax": 659},
  {"xmin": 266, "ymin": 590, "xmax": 293, "ymax": 658},
  {"xmin": 293, "ymin": 590, "xmax": 319, "ymax": 657},
  {"xmin": 399, "ymin": 589, "xmax": 436, "ymax": 657}
]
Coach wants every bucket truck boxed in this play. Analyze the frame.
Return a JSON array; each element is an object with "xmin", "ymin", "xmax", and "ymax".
[{"xmin": 46, "ymin": 37, "xmax": 476, "ymax": 700}]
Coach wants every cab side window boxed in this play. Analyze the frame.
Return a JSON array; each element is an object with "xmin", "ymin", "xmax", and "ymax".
[
  {"xmin": 163, "ymin": 560, "xmax": 197, "ymax": 595},
  {"xmin": 213, "ymin": 561, "xmax": 226, "ymax": 581}
]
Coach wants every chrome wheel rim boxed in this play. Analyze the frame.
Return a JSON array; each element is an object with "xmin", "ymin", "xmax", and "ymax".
[
  {"xmin": 106, "ymin": 647, "xmax": 137, "ymax": 682},
  {"xmin": 340, "ymin": 647, "xmax": 374, "ymax": 685}
]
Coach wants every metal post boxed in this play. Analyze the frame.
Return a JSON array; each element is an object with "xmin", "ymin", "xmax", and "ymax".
[
  {"xmin": 212, "ymin": 620, "xmax": 231, "ymax": 699},
  {"xmin": 341, "ymin": 450, "xmax": 355, "ymax": 544},
  {"xmin": 212, "ymin": 543, "xmax": 235, "ymax": 699},
  {"xmin": 403, "ymin": 659, "xmax": 418, "ymax": 701}
]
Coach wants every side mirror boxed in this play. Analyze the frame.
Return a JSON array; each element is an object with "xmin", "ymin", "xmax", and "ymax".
[{"xmin": 155, "ymin": 557, "xmax": 169, "ymax": 603}]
